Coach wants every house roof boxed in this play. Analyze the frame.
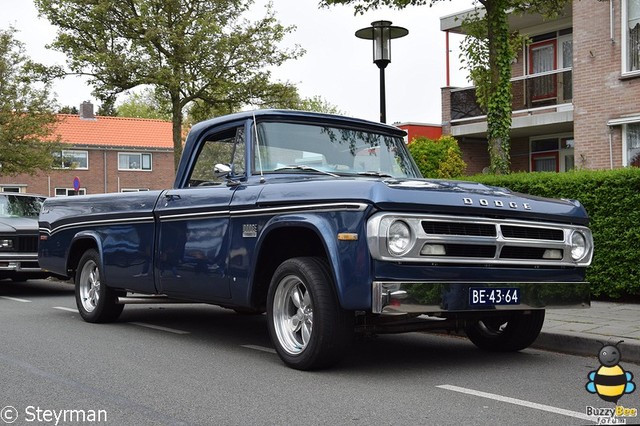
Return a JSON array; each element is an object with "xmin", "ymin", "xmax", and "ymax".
[{"xmin": 55, "ymin": 114, "xmax": 173, "ymax": 149}]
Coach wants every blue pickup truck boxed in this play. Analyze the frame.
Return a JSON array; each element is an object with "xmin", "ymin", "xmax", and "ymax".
[{"xmin": 38, "ymin": 110, "xmax": 593, "ymax": 370}]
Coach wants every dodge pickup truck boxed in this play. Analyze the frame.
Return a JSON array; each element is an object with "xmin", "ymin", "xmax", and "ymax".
[{"xmin": 38, "ymin": 109, "xmax": 593, "ymax": 370}]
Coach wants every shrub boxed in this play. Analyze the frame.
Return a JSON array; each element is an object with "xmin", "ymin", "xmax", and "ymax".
[
  {"xmin": 470, "ymin": 169, "xmax": 640, "ymax": 300},
  {"xmin": 408, "ymin": 135, "xmax": 467, "ymax": 179}
]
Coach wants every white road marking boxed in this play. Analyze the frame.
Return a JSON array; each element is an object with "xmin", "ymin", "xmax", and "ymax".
[
  {"xmin": 53, "ymin": 306, "xmax": 78, "ymax": 313},
  {"xmin": 241, "ymin": 345, "xmax": 277, "ymax": 354},
  {"xmin": 1, "ymin": 296, "xmax": 31, "ymax": 303},
  {"xmin": 437, "ymin": 384, "xmax": 594, "ymax": 422},
  {"xmin": 129, "ymin": 322, "xmax": 190, "ymax": 335}
]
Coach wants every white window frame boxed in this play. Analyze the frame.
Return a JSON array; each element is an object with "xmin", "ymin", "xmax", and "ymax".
[
  {"xmin": 529, "ymin": 133, "xmax": 574, "ymax": 172},
  {"xmin": 55, "ymin": 150, "xmax": 89, "ymax": 170},
  {"xmin": 622, "ymin": 0, "xmax": 640, "ymax": 76},
  {"xmin": 55, "ymin": 188, "xmax": 86, "ymax": 196},
  {"xmin": 622, "ymin": 122, "xmax": 640, "ymax": 166},
  {"xmin": 121, "ymin": 188, "xmax": 150, "ymax": 192},
  {"xmin": 118, "ymin": 152, "xmax": 152, "ymax": 171}
]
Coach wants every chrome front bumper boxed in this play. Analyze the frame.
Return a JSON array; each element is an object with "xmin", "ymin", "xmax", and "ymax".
[
  {"xmin": 372, "ymin": 281, "xmax": 590, "ymax": 314},
  {"xmin": 0, "ymin": 253, "xmax": 42, "ymax": 272}
]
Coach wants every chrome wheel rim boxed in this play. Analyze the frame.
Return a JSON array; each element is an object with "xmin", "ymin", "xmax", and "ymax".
[
  {"xmin": 272, "ymin": 275, "xmax": 313, "ymax": 355},
  {"xmin": 477, "ymin": 318, "xmax": 508, "ymax": 336},
  {"xmin": 79, "ymin": 259, "xmax": 100, "ymax": 313}
]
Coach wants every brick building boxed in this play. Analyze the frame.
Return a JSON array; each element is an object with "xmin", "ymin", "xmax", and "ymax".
[
  {"xmin": 0, "ymin": 103, "xmax": 175, "ymax": 196},
  {"xmin": 440, "ymin": 1, "xmax": 640, "ymax": 174},
  {"xmin": 395, "ymin": 122, "xmax": 443, "ymax": 144}
]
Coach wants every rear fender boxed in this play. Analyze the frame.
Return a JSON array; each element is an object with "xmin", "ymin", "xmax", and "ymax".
[{"xmin": 67, "ymin": 231, "xmax": 104, "ymax": 282}]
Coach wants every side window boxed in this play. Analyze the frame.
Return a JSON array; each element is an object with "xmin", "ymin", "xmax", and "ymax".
[{"xmin": 188, "ymin": 127, "xmax": 245, "ymax": 187}]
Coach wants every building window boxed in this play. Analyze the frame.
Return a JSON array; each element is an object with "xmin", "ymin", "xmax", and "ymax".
[
  {"xmin": 529, "ymin": 39, "xmax": 557, "ymax": 100},
  {"xmin": 54, "ymin": 150, "xmax": 88, "ymax": 169},
  {"xmin": 530, "ymin": 135, "xmax": 574, "ymax": 172},
  {"xmin": 119, "ymin": 152, "xmax": 152, "ymax": 171},
  {"xmin": 121, "ymin": 188, "xmax": 150, "ymax": 192},
  {"xmin": 624, "ymin": 0, "xmax": 640, "ymax": 73},
  {"xmin": 624, "ymin": 123, "xmax": 640, "ymax": 166},
  {"xmin": 55, "ymin": 188, "xmax": 86, "ymax": 196},
  {"xmin": 1, "ymin": 186, "xmax": 23, "ymax": 193}
]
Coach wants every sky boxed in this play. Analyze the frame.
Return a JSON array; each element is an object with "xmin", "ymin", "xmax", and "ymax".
[{"xmin": 1, "ymin": 0, "xmax": 474, "ymax": 125}]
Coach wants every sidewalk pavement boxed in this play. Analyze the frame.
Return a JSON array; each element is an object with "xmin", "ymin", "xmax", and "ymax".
[{"xmin": 534, "ymin": 301, "xmax": 640, "ymax": 365}]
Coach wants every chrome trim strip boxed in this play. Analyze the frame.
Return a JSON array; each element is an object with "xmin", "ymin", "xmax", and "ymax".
[
  {"xmin": 41, "ymin": 203, "xmax": 369, "ymax": 232},
  {"xmin": 40, "ymin": 216, "xmax": 154, "ymax": 236},
  {"xmin": 372, "ymin": 281, "xmax": 590, "ymax": 314},
  {"xmin": 158, "ymin": 202, "xmax": 368, "ymax": 221}
]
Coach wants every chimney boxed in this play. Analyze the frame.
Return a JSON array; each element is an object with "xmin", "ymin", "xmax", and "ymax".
[{"xmin": 80, "ymin": 101, "xmax": 95, "ymax": 120}]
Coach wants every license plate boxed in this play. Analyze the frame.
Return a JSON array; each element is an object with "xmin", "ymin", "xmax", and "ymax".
[{"xmin": 469, "ymin": 287, "xmax": 520, "ymax": 306}]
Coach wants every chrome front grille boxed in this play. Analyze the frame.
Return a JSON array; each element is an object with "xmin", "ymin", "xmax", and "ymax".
[{"xmin": 367, "ymin": 213, "xmax": 594, "ymax": 267}]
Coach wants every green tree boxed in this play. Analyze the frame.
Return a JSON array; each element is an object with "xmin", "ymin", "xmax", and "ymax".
[
  {"xmin": 0, "ymin": 28, "xmax": 61, "ymax": 176},
  {"xmin": 58, "ymin": 106, "xmax": 79, "ymax": 114},
  {"xmin": 35, "ymin": 0, "xmax": 304, "ymax": 169},
  {"xmin": 407, "ymin": 135, "xmax": 466, "ymax": 179},
  {"xmin": 321, "ymin": 0, "xmax": 570, "ymax": 174},
  {"xmin": 117, "ymin": 88, "xmax": 172, "ymax": 120}
]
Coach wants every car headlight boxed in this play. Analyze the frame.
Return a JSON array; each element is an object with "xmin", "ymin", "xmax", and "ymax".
[
  {"xmin": 387, "ymin": 220, "xmax": 413, "ymax": 256},
  {"xmin": 0, "ymin": 239, "xmax": 13, "ymax": 249},
  {"xmin": 570, "ymin": 231, "xmax": 587, "ymax": 261}
]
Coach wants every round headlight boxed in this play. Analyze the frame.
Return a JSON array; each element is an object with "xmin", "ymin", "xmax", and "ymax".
[
  {"xmin": 387, "ymin": 220, "xmax": 412, "ymax": 256},
  {"xmin": 570, "ymin": 231, "xmax": 587, "ymax": 261}
]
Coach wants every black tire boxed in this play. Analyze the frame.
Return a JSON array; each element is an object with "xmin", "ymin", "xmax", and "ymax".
[
  {"xmin": 464, "ymin": 310, "xmax": 545, "ymax": 352},
  {"xmin": 267, "ymin": 257, "xmax": 354, "ymax": 370},
  {"xmin": 75, "ymin": 249, "xmax": 124, "ymax": 323}
]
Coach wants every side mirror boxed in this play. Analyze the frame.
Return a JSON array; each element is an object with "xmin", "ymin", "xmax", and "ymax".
[{"xmin": 213, "ymin": 163, "xmax": 232, "ymax": 178}]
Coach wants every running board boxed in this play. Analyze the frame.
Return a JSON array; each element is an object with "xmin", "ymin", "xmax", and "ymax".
[{"xmin": 116, "ymin": 295, "xmax": 198, "ymax": 305}]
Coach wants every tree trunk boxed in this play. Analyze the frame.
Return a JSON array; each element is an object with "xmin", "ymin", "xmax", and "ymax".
[
  {"xmin": 170, "ymin": 92, "xmax": 183, "ymax": 171},
  {"xmin": 485, "ymin": 0, "xmax": 513, "ymax": 175}
]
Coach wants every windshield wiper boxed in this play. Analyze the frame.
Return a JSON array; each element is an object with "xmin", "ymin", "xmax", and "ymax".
[
  {"xmin": 356, "ymin": 171, "xmax": 394, "ymax": 178},
  {"xmin": 273, "ymin": 165, "xmax": 338, "ymax": 177}
]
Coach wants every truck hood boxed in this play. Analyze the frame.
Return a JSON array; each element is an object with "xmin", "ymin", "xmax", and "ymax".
[
  {"xmin": 0, "ymin": 217, "xmax": 39, "ymax": 233},
  {"xmin": 255, "ymin": 176, "xmax": 589, "ymax": 225}
]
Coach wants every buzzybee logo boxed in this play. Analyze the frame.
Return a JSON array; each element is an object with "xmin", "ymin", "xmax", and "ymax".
[
  {"xmin": 585, "ymin": 341, "xmax": 637, "ymax": 424},
  {"xmin": 586, "ymin": 341, "xmax": 636, "ymax": 403}
]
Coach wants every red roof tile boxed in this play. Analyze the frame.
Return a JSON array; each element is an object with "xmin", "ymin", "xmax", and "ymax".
[{"xmin": 54, "ymin": 114, "xmax": 173, "ymax": 149}]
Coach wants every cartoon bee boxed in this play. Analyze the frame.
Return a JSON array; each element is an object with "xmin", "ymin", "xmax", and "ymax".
[{"xmin": 586, "ymin": 341, "xmax": 636, "ymax": 403}]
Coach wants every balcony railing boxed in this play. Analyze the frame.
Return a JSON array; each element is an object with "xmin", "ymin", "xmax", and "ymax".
[{"xmin": 450, "ymin": 67, "xmax": 572, "ymax": 123}]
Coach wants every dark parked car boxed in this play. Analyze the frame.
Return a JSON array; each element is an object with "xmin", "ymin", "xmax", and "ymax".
[{"xmin": 0, "ymin": 193, "xmax": 49, "ymax": 282}]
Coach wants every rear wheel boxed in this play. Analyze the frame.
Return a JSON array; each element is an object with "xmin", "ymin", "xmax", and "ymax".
[
  {"xmin": 75, "ymin": 249, "xmax": 124, "ymax": 323},
  {"xmin": 267, "ymin": 257, "xmax": 353, "ymax": 370},
  {"xmin": 464, "ymin": 310, "xmax": 545, "ymax": 352}
]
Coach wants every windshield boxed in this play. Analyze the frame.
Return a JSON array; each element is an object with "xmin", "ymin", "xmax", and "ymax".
[
  {"xmin": 253, "ymin": 122, "xmax": 420, "ymax": 179},
  {"xmin": 0, "ymin": 195, "xmax": 44, "ymax": 218}
]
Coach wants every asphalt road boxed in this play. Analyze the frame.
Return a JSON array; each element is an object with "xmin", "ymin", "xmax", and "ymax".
[{"xmin": 1, "ymin": 279, "xmax": 638, "ymax": 426}]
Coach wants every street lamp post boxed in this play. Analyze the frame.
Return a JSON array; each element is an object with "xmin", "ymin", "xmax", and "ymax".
[{"xmin": 355, "ymin": 20, "xmax": 408, "ymax": 124}]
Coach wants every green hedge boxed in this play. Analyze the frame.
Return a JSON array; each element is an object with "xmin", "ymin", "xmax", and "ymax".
[{"xmin": 468, "ymin": 168, "xmax": 640, "ymax": 300}]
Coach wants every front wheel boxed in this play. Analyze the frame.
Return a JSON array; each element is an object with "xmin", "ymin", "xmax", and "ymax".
[
  {"xmin": 267, "ymin": 257, "xmax": 353, "ymax": 370},
  {"xmin": 464, "ymin": 310, "xmax": 545, "ymax": 352},
  {"xmin": 75, "ymin": 249, "xmax": 124, "ymax": 323}
]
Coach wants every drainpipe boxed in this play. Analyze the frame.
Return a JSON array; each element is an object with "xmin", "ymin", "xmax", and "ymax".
[
  {"xmin": 104, "ymin": 151, "xmax": 108, "ymax": 193},
  {"xmin": 609, "ymin": 126, "xmax": 614, "ymax": 169},
  {"xmin": 445, "ymin": 30, "xmax": 450, "ymax": 87},
  {"xmin": 610, "ymin": 0, "xmax": 615, "ymax": 44}
]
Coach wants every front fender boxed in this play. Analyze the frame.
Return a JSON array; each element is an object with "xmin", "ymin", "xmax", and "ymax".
[{"xmin": 250, "ymin": 210, "xmax": 373, "ymax": 310}]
